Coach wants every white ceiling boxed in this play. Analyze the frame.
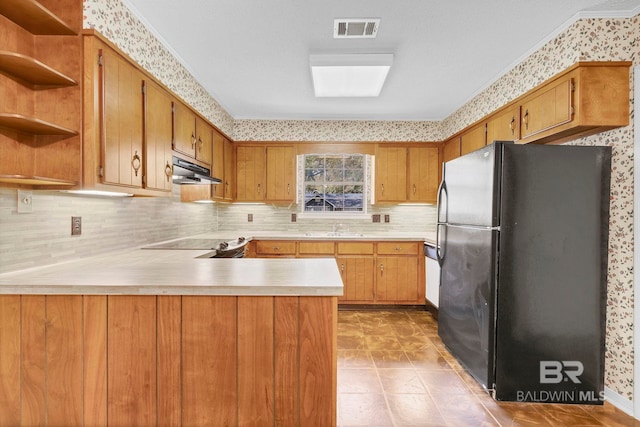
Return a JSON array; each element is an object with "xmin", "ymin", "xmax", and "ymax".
[{"xmin": 123, "ymin": 0, "xmax": 640, "ymax": 121}]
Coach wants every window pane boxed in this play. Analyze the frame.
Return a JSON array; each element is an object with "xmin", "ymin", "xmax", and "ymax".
[
  {"xmin": 344, "ymin": 155, "xmax": 363, "ymax": 169},
  {"xmin": 344, "ymin": 169, "xmax": 363, "ymax": 182},
  {"xmin": 325, "ymin": 157, "xmax": 344, "ymax": 169},
  {"xmin": 305, "ymin": 168, "xmax": 324, "ymax": 182},
  {"xmin": 305, "ymin": 156, "xmax": 325, "ymax": 169},
  {"xmin": 326, "ymin": 168, "xmax": 344, "ymax": 182},
  {"xmin": 303, "ymin": 154, "xmax": 366, "ymax": 213}
]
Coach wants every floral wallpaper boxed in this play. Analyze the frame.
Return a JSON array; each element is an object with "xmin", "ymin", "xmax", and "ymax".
[
  {"xmin": 82, "ymin": 0, "xmax": 638, "ymax": 401},
  {"xmin": 82, "ymin": 0, "xmax": 234, "ymax": 136}
]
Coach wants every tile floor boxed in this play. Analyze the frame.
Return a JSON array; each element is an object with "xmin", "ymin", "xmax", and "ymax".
[{"xmin": 337, "ymin": 308, "xmax": 639, "ymax": 427}]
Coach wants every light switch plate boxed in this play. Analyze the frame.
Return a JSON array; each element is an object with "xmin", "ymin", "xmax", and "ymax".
[
  {"xmin": 71, "ymin": 216, "xmax": 82, "ymax": 236},
  {"xmin": 17, "ymin": 190, "xmax": 33, "ymax": 213}
]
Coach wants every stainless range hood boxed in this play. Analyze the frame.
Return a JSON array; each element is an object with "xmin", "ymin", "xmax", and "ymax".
[{"xmin": 172, "ymin": 156, "xmax": 222, "ymax": 185}]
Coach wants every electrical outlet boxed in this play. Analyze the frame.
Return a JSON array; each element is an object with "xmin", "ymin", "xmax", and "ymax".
[
  {"xmin": 17, "ymin": 190, "xmax": 33, "ymax": 213},
  {"xmin": 384, "ymin": 214, "xmax": 390, "ymax": 223},
  {"xmin": 291, "ymin": 213, "xmax": 297, "ymax": 222},
  {"xmin": 71, "ymin": 216, "xmax": 82, "ymax": 236},
  {"xmin": 248, "ymin": 213, "xmax": 253, "ymax": 222},
  {"xmin": 372, "ymin": 214, "xmax": 380, "ymax": 223}
]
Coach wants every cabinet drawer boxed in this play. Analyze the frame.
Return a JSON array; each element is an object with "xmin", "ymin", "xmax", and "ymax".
[
  {"xmin": 377, "ymin": 242, "xmax": 420, "ymax": 255},
  {"xmin": 298, "ymin": 241, "xmax": 335, "ymax": 255},
  {"xmin": 337, "ymin": 242, "xmax": 374, "ymax": 255},
  {"xmin": 255, "ymin": 240, "xmax": 296, "ymax": 255}
]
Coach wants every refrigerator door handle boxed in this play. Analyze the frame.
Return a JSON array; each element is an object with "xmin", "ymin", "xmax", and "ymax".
[
  {"xmin": 436, "ymin": 223, "xmax": 446, "ymax": 267},
  {"xmin": 437, "ymin": 179, "xmax": 448, "ymax": 224}
]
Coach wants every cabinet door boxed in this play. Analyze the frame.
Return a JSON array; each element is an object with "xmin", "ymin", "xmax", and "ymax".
[
  {"xmin": 172, "ymin": 101, "xmax": 196, "ymax": 158},
  {"xmin": 223, "ymin": 138, "xmax": 235, "ymax": 201},
  {"xmin": 100, "ymin": 47, "xmax": 143, "ymax": 188},
  {"xmin": 266, "ymin": 146, "xmax": 295, "ymax": 202},
  {"xmin": 211, "ymin": 130, "xmax": 225, "ymax": 199},
  {"xmin": 520, "ymin": 77, "xmax": 572, "ymax": 140},
  {"xmin": 443, "ymin": 137, "xmax": 461, "ymax": 163},
  {"xmin": 375, "ymin": 146, "xmax": 407, "ymax": 202},
  {"xmin": 144, "ymin": 80, "xmax": 173, "ymax": 192},
  {"xmin": 460, "ymin": 124, "xmax": 486, "ymax": 156},
  {"xmin": 337, "ymin": 256, "xmax": 375, "ymax": 303},
  {"xmin": 486, "ymin": 106, "xmax": 520, "ymax": 144},
  {"xmin": 376, "ymin": 257, "xmax": 419, "ymax": 302},
  {"xmin": 408, "ymin": 146, "xmax": 439, "ymax": 203},
  {"xmin": 195, "ymin": 116, "xmax": 212, "ymax": 167},
  {"xmin": 236, "ymin": 146, "xmax": 266, "ymax": 201}
]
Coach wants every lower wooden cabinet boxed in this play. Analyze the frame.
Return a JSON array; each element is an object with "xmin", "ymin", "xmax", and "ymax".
[
  {"xmin": 251, "ymin": 239, "xmax": 425, "ymax": 305},
  {"xmin": 0, "ymin": 294, "xmax": 337, "ymax": 427}
]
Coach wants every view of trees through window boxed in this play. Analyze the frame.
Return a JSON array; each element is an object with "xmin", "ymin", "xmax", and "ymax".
[{"xmin": 303, "ymin": 154, "xmax": 366, "ymax": 213}]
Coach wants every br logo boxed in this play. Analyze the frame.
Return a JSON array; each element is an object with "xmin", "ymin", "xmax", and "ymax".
[{"xmin": 539, "ymin": 361, "xmax": 584, "ymax": 384}]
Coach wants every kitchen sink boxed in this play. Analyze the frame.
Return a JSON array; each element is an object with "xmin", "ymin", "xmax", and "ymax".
[{"xmin": 304, "ymin": 232, "xmax": 365, "ymax": 238}]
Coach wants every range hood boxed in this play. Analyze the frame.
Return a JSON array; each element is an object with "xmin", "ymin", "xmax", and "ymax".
[{"xmin": 172, "ymin": 156, "xmax": 221, "ymax": 185}]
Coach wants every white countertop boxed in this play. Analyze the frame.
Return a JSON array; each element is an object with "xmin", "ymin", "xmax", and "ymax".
[
  {"xmin": 0, "ymin": 248, "xmax": 343, "ymax": 296},
  {"xmin": 0, "ymin": 230, "xmax": 435, "ymax": 296}
]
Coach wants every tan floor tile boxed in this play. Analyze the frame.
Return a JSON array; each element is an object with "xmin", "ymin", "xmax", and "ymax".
[
  {"xmin": 378, "ymin": 368, "xmax": 428, "ymax": 394},
  {"xmin": 430, "ymin": 393, "xmax": 497, "ymax": 425},
  {"xmin": 418, "ymin": 370, "xmax": 470, "ymax": 394},
  {"xmin": 392, "ymin": 323, "xmax": 428, "ymax": 337},
  {"xmin": 538, "ymin": 403, "xmax": 606, "ymax": 426},
  {"xmin": 386, "ymin": 393, "xmax": 447, "ymax": 426},
  {"xmin": 338, "ymin": 368, "xmax": 383, "ymax": 393},
  {"xmin": 338, "ymin": 334, "xmax": 367, "ymax": 350},
  {"xmin": 338, "ymin": 393, "xmax": 394, "ymax": 426},
  {"xmin": 583, "ymin": 402, "xmax": 640, "ymax": 427},
  {"xmin": 365, "ymin": 335, "xmax": 403, "ymax": 351},
  {"xmin": 405, "ymin": 347, "xmax": 452, "ymax": 370},
  {"xmin": 338, "ymin": 322, "xmax": 364, "ymax": 336},
  {"xmin": 400, "ymin": 335, "xmax": 437, "ymax": 351},
  {"xmin": 338, "ymin": 349, "xmax": 375, "ymax": 369},
  {"xmin": 370, "ymin": 350, "xmax": 413, "ymax": 369}
]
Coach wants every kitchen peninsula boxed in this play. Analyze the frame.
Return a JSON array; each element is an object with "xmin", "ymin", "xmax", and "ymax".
[{"xmin": 0, "ymin": 250, "xmax": 341, "ymax": 426}]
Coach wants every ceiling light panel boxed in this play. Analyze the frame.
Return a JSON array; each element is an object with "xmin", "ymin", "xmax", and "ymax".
[
  {"xmin": 334, "ymin": 18, "xmax": 380, "ymax": 38},
  {"xmin": 310, "ymin": 54, "xmax": 393, "ymax": 97}
]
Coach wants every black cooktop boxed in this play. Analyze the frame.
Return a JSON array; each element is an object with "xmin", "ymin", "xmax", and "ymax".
[{"xmin": 142, "ymin": 238, "xmax": 229, "ymax": 250}]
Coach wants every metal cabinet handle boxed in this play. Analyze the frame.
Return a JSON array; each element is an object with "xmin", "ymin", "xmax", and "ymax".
[
  {"xmin": 380, "ymin": 263, "xmax": 384, "ymax": 272},
  {"xmin": 287, "ymin": 183, "xmax": 290, "ymax": 194},
  {"xmin": 523, "ymin": 109, "xmax": 529, "ymax": 130},
  {"xmin": 395, "ymin": 247, "xmax": 402, "ymax": 252},
  {"xmin": 341, "ymin": 263, "xmax": 345, "ymax": 272},
  {"xmin": 191, "ymin": 133, "xmax": 196, "ymax": 149},
  {"xmin": 381, "ymin": 184, "xmax": 385, "ymax": 195},
  {"xmin": 412, "ymin": 184, "xmax": 416, "ymax": 194},
  {"xmin": 164, "ymin": 161, "xmax": 172, "ymax": 182},
  {"xmin": 273, "ymin": 247, "xmax": 280, "ymax": 251},
  {"xmin": 257, "ymin": 183, "xmax": 261, "ymax": 194},
  {"xmin": 509, "ymin": 116, "xmax": 515, "ymax": 135},
  {"xmin": 131, "ymin": 151, "xmax": 141, "ymax": 177}
]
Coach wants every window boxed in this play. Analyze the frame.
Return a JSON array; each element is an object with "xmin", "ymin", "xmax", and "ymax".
[{"xmin": 302, "ymin": 153, "xmax": 367, "ymax": 214}]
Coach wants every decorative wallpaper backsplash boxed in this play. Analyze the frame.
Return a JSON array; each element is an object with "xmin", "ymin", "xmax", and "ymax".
[{"xmin": 0, "ymin": 0, "xmax": 631, "ymax": 401}]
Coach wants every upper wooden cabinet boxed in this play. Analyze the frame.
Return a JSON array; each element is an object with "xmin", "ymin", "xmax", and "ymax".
[
  {"xmin": 211, "ymin": 130, "xmax": 225, "ymax": 200},
  {"xmin": 172, "ymin": 102, "xmax": 212, "ymax": 167},
  {"xmin": 460, "ymin": 124, "xmax": 486, "ymax": 156},
  {"xmin": 83, "ymin": 33, "xmax": 172, "ymax": 196},
  {"xmin": 235, "ymin": 144, "xmax": 295, "ymax": 203},
  {"xmin": 375, "ymin": 144, "xmax": 439, "ymax": 204},
  {"xmin": 222, "ymin": 138, "xmax": 235, "ymax": 201},
  {"xmin": 375, "ymin": 146, "xmax": 407, "ymax": 203},
  {"xmin": 0, "ymin": 0, "xmax": 82, "ymax": 187},
  {"xmin": 442, "ymin": 137, "xmax": 461, "ymax": 163},
  {"xmin": 520, "ymin": 77, "xmax": 572, "ymax": 141},
  {"xmin": 143, "ymin": 80, "xmax": 173, "ymax": 192},
  {"xmin": 486, "ymin": 106, "xmax": 520, "ymax": 144},
  {"xmin": 408, "ymin": 146, "xmax": 439, "ymax": 203}
]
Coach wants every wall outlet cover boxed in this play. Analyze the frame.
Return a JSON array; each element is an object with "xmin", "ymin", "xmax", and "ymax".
[
  {"xmin": 71, "ymin": 216, "xmax": 82, "ymax": 236},
  {"xmin": 372, "ymin": 214, "xmax": 380, "ymax": 223},
  {"xmin": 17, "ymin": 190, "xmax": 33, "ymax": 213},
  {"xmin": 248, "ymin": 213, "xmax": 253, "ymax": 222}
]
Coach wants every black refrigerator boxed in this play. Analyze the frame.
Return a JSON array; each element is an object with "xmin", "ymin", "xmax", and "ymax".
[{"xmin": 436, "ymin": 141, "xmax": 610, "ymax": 404}]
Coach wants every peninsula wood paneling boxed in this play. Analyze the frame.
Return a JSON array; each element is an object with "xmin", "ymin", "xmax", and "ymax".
[
  {"xmin": 0, "ymin": 296, "xmax": 20, "ymax": 427},
  {"xmin": 157, "ymin": 296, "xmax": 182, "ymax": 426},
  {"xmin": 182, "ymin": 296, "xmax": 237, "ymax": 426},
  {"xmin": 0, "ymin": 294, "xmax": 337, "ymax": 426},
  {"xmin": 107, "ymin": 296, "xmax": 157, "ymax": 426},
  {"xmin": 274, "ymin": 297, "xmax": 300, "ymax": 426},
  {"xmin": 238, "ymin": 297, "xmax": 275, "ymax": 425},
  {"xmin": 83, "ymin": 296, "xmax": 107, "ymax": 426}
]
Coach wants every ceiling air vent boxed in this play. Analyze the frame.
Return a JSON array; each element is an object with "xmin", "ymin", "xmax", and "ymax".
[{"xmin": 334, "ymin": 18, "xmax": 380, "ymax": 38}]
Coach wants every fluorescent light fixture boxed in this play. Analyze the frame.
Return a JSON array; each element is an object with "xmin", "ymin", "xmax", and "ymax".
[
  {"xmin": 60, "ymin": 190, "xmax": 134, "ymax": 197},
  {"xmin": 310, "ymin": 54, "xmax": 393, "ymax": 97}
]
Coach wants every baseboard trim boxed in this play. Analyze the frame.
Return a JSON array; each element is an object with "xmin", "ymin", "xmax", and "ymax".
[{"xmin": 605, "ymin": 386, "xmax": 635, "ymax": 418}]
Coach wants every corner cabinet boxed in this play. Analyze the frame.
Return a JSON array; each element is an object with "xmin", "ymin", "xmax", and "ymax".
[
  {"xmin": 0, "ymin": 0, "xmax": 82, "ymax": 187},
  {"xmin": 83, "ymin": 32, "xmax": 172, "ymax": 196},
  {"xmin": 375, "ymin": 144, "xmax": 439, "ymax": 204},
  {"xmin": 235, "ymin": 144, "xmax": 295, "ymax": 204}
]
